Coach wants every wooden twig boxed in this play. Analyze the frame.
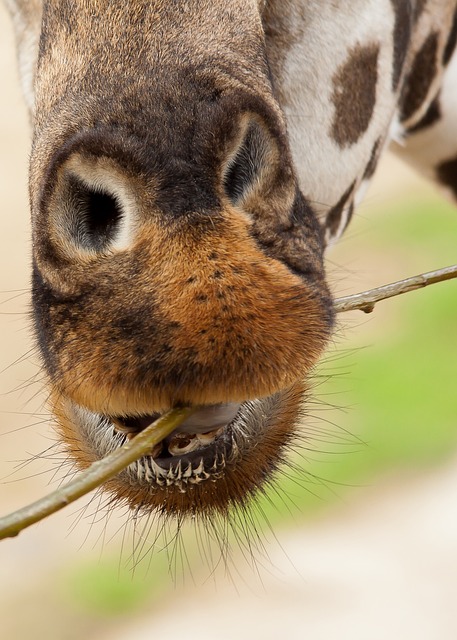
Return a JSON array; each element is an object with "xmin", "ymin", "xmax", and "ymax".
[
  {"xmin": 333, "ymin": 265, "xmax": 457, "ymax": 314},
  {"xmin": 0, "ymin": 407, "xmax": 194, "ymax": 540},
  {"xmin": 0, "ymin": 264, "xmax": 456, "ymax": 541}
]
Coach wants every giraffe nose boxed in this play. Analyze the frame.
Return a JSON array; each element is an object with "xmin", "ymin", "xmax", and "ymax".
[
  {"xmin": 37, "ymin": 110, "xmax": 284, "ymax": 266},
  {"xmin": 30, "ymin": 107, "xmax": 334, "ymax": 417}
]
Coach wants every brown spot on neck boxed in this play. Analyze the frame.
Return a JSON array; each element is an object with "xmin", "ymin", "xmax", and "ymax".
[
  {"xmin": 330, "ymin": 43, "xmax": 380, "ymax": 148},
  {"xmin": 390, "ymin": 0, "xmax": 413, "ymax": 91},
  {"xmin": 407, "ymin": 94, "xmax": 441, "ymax": 133},
  {"xmin": 401, "ymin": 31, "xmax": 439, "ymax": 122},
  {"xmin": 443, "ymin": 7, "xmax": 457, "ymax": 66},
  {"xmin": 325, "ymin": 181, "xmax": 356, "ymax": 238},
  {"xmin": 362, "ymin": 138, "xmax": 382, "ymax": 181},
  {"xmin": 437, "ymin": 156, "xmax": 457, "ymax": 198}
]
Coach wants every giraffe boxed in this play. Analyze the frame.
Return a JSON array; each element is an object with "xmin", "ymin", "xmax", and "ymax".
[{"xmin": 3, "ymin": 0, "xmax": 457, "ymax": 520}]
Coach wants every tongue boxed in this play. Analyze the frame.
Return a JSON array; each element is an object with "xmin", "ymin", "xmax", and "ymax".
[{"xmin": 172, "ymin": 403, "xmax": 241, "ymax": 435}]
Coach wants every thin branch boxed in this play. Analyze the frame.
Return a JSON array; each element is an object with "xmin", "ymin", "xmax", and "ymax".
[
  {"xmin": 0, "ymin": 408, "xmax": 194, "ymax": 540},
  {"xmin": 334, "ymin": 264, "xmax": 457, "ymax": 314},
  {"xmin": 0, "ymin": 264, "xmax": 456, "ymax": 541}
]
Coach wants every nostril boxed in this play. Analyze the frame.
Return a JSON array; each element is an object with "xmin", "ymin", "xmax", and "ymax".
[
  {"xmin": 47, "ymin": 152, "xmax": 138, "ymax": 258},
  {"xmin": 67, "ymin": 175, "xmax": 123, "ymax": 251},
  {"xmin": 223, "ymin": 119, "xmax": 272, "ymax": 205}
]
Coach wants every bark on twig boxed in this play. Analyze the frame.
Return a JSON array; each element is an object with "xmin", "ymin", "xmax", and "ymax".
[
  {"xmin": 333, "ymin": 265, "xmax": 457, "ymax": 314},
  {"xmin": 0, "ymin": 264, "xmax": 456, "ymax": 541}
]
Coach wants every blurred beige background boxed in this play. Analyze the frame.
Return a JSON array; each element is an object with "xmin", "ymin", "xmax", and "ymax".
[{"xmin": 1, "ymin": 5, "xmax": 457, "ymax": 639}]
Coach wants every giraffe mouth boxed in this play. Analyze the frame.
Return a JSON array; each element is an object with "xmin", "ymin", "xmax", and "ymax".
[
  {"xmin": 56, "ymin": 383, "xmax": 304, "ymax": 514},
  {"xmin": 68, "ymin": 399, "xmax": 265, "ymax": 485},
  {"xmin": 109, "ymin": 403, "xmax": 241, "ymax": 475}
]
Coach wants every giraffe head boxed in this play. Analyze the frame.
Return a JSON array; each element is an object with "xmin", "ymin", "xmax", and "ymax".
[{"xmin": 8, "ymin": 0, "xmax": 334, "ymax": 516}]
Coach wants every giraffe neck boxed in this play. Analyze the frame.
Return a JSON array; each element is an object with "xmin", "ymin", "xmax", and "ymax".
[{"xmin": 263, "ymin": 0, "xmax": 457, "ymax": 244}]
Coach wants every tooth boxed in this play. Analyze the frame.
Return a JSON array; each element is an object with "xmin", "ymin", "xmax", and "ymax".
[
  {"xmin": 112, "ymin": 421, "xmax": 138, "ymax": 435},
  {"xmin": 144, "ymin": 463, "xmax": 153, "ymax": 483},
  {"xmin": 168, "ymin": 433, "xmax": 201, "ymax": 456},
  {"xmin": 193, "ymin": 459, "xmax": 205, "ymax": 476},
  {"xmin": 230, "ymin": 435, "xmax": 239, "ymax": 460},
  {"xmin": 154, "ymin": 464, "xmax": 166, "ymax": 479},
  {"xmin": 135, "ymin": 461, "xmax": 145, "ymax": 481},
  {"xmin": 197, "ymin": 427, "xmax": 224, "ymax": 445},
  {"xmin": 183, "ymin": 463, "xmax": 193, "ymax": 478}
]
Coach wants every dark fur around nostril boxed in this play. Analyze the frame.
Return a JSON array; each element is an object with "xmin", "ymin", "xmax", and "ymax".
[{"xmin": 66, "ymin": 175, "xmax": 124, "ymax": 251}]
